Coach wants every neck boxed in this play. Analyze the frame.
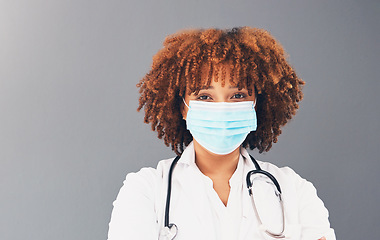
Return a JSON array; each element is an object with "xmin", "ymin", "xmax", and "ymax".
[{"xmin": 193, "ymin": 140, "xmax": 240, "ymax": 178}]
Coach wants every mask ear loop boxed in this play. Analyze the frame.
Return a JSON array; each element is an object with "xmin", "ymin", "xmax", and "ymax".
[{"xmin": 182, "ymin": 98, "xmax": 190, "ymax": 109}]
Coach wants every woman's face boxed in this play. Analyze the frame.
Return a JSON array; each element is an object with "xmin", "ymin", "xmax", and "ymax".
[{"xmin": 181, "ymin": 76, "xmax": 256, "ymax": 120}]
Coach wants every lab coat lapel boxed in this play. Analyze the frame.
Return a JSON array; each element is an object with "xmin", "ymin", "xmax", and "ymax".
[
  {"xmin": 175, "ymin": 166, "xmax": 214, "ymax": 226},
  {"xmin": 171, "ymin": 142, "xmax": 216, "ymax": 239},
  {"xmin": 239, "ymin": 149, "xmax": 259, "ymax": 239}
]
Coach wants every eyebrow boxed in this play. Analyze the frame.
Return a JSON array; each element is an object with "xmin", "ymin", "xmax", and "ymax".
[{"xmin": 199, "ymin": 86, "xmax": 240, "ymax": 90}]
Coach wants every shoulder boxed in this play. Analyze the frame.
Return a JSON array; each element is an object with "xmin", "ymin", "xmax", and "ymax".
[
  {"xmin": 111, "ymin": 157, "xmax": 176, "ymax": 208},
  {"xmin": 255, "ymin": 160, "xmax": 321, "ymax": 205},
  {"xmin": 121, "ymin": 157, "xmax": 175, "ymax": 191},
  {"xmin": 108, "ymin": 158, "xmax": 176, "ymax": 239},
  {"xmin": 256, "ymin": 160, "xmax": 335, "ymax": 239},
  {"xmin": 257, "ymin": 160, "xmax": 303, "ymax": 181}
]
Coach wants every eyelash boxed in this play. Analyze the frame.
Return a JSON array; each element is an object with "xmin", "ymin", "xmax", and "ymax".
[
  {"xmin": 196, "ymin": 92, "xmax": 247, "ymax": 100},
  {"xmin": 232, "ymin": 92, "xmax": 247, "ymax": 99},
  {"xmin": 196, "ymin": 94, "xmax": 212, "ymax": 100}
]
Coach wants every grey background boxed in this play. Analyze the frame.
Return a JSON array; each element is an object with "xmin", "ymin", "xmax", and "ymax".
[{"xmin": 1, "ymin": 0, "xmax": 379, "ymax": 239}]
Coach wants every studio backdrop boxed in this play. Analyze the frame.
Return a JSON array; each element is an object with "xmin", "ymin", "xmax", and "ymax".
[{"xmin": 0, "ymin": 1, "xmax": 379, "ymax": 240}]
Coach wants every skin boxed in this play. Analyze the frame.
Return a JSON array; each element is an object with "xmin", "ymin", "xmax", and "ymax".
[
  {"xmin": 181, "ymin": 68, "xmax": 256, "ymax": 206},
  {"xmin": 181, "ymin": 68, "xmax": 327, "ymax": 240}
]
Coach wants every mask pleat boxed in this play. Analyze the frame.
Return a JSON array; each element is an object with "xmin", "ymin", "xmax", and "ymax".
[
  {"xmin": 187, "ymin": 110, "xmax": 255, "ymax": 121},
  {"xmin": 185, "ymin": 100, "xmax": 257, "ymax": 155},
  {"xmin": 188, "ymin": 126, "xmax": 255, "ymax": 136},
  {"xmin": 187, "ymin": 119, "xmax": 254, "ymax": 128}
]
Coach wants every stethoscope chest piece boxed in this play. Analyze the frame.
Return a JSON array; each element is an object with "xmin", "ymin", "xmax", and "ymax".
[{"xmin": 159, "ymin": 223, "xmax": 178, "ymax": 240}]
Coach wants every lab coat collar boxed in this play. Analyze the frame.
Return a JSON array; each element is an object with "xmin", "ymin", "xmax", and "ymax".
[
  {"xmin": 240, "ymin": 147, "xmax": 258, "ymax": 219},
  {"xmin": 240, "ymin": 148, "xmax": 261, "ymax": 239},
  {"xmin": 177, "ymin": 141, "xmax": 254, "ymax": 167},
  {"xmin": 176, "ymin": 141, "xmax": 195, "ymax": 166},
  {"xmin": 171, "ymin": 142, "xmax": 215, "ymax": 239},
  {"xmin": 176, "ymin": 142, "xmax": 257, "ymax": 218},
  {"xmin": 174, "ymin": 142, "xmax": 259, "ymax": 239}
]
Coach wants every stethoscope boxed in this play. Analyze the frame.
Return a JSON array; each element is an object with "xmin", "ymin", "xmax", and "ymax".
[{"xmin": 160, "ymin": 154, "xmax": 286, "ymax": 239}]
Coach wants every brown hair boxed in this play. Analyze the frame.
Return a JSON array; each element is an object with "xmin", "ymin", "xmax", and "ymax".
[{"xmin": 137, "ymin": 27, "xmax": 304, "ymax": 155}]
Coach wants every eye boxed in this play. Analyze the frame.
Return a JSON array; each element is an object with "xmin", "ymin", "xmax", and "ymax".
[
  {"xmin": 231, "ymin": 92, "xmax": 247, "ymax": 99},
  {"xmin": 196, "ymin": 94, "xmax": 212, "ymax": 101}
]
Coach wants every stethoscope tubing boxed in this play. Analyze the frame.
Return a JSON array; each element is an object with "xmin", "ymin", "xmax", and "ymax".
[
  {"xmin": 164, "ymin": 154, "xmax": 285, "ymax": 239},
  {"xmin": 164, "ymin": 155, "xmax": 180, "ymax": 227}
]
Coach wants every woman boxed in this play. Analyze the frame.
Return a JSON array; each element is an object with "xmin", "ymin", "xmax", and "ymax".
[{"xmin": 108, "ymin": 27, "xmax": 336, "ymax": 240}]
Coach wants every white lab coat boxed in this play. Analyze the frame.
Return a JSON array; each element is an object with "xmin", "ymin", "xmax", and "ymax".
[{"xmin": 108, "ymin": 142, "xmax": 336, "ymax": 240}]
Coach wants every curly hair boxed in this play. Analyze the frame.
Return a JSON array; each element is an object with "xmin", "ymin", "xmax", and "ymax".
[{"xmin": 137, "ymin": 27, "xmax": 304, "ymax": 155}]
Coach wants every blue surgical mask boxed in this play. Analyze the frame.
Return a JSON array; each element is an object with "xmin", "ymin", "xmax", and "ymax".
[{"xmin": 183, "ymin": 99, "xmax": 257, "ymax": 155}]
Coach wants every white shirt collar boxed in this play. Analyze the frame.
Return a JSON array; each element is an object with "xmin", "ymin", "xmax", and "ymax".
[{"xmin": 177, "ymin": 141, "xmax": 247, "ymax": 186}]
